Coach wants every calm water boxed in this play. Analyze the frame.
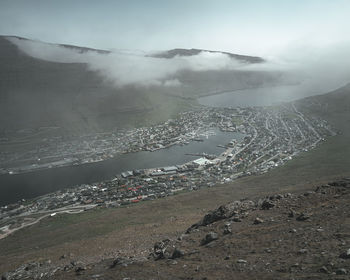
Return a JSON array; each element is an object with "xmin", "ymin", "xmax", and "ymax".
[
  {"xmin": 198, "ymin": 83, "xmax": 334, "ymax": 107},
  {"xmin": 0, "ymin": 130, "xmax": 243, "ymax": 205}
]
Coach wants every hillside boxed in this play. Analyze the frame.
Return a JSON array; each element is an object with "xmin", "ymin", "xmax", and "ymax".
[
  {"xmin": 0, "ymin": 36, "xmax": 158, "ymax": 135},
  {"xmin": 2, "ymin": 179, "xmax": 350, "ymax": 279},
  {"xmin": 5, "ymin": 35, "xmax": 112, "ymax": 55},
  {"xmin": 0, "ymin": 36, "xmax": 284, "ymax": 137},
  {"xmin": 1, "ymin": 83, "xmax": 350, "ymax": 279},
  {"xmin": 52, "ymin": 179, "xmax": 350, "ymax": 279}
]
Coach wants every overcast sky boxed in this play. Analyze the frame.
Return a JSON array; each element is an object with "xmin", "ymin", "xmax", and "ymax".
[{"xmin": 1, "ymin": 0, "xmax": 350, "ymax": 56}]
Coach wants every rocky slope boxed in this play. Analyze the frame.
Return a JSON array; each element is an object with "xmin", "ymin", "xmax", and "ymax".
[{"xmin": 3, "ymin": 178, "xmax": 350, "ymax": 279}]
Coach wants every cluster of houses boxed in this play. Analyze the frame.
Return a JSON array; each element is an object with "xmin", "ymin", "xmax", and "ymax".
[{"xmin": 0, "ymin": 104, "xmax": 335, "ymax": 234}]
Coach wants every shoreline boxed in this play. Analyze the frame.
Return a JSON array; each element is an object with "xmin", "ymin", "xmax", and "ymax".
[{"xmin": 195, "ymin": 82, "xmax": 301, "ymax": 99}]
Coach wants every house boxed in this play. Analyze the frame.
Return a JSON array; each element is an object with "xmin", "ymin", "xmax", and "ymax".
[
  {"xmin": 193, "ymin": 157, "xmax": 213, "ymax": 166},
  {"xmin": 162, "ymin": 166, "xmax": 178, "ymax": 173},
  {"xmin": 121, "ymin": 170, "xmax": 133, "ymax": 178}
]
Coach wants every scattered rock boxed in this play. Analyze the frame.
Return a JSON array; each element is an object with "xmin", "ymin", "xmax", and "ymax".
[
  {"xmin": 336, "ymin": 268, "xmax": 348, "ymax": 275},
  {"xmin": 237, "ymin": 259, "xmax": 247, "ymax": 264},
  {"xmin": 296, "ymin": 213, "xmax": 310, "ymax": 221},
  {"xmin": 254, "ymin": 217, "xmax": 264, "ymax": 224},
  {"xmin": 75, "ymin": 265, "xmax": 86, "ymax": 273},
  {"xmin": 110, "ymin": 257, "xmax": 135, "ymax": 268},
  {"xmin": 297, "ymin": 249, "xmax": 308, "ymax": 255},
  {"xmin": 25, "ymin": 262, "xmax": 39, "ymax": 271},
  {"xmin": 73, "ymin": 261, "xmax": 86, "ymax": 273},
  {"xmin": 110, "ymin": 258, "xmax": 124, "ymax": 268},
  {"xmin": 201, "ymin": 232, "xmax": 218, "ymax": 246},
  {"xmin": 339, "ymin": 248, "xmax": 350, "ymax": 259},
  {"xmin": 303, "ymin": 191, "xmax": 314, "ymax": 196},
  {"xmin": 194, "ymin": 200, "xmax": 256, "ymax": 228},
  {"xmin": 261, "ymin": 200, "xmax": 275, "ymax": 210},
  {"xmin": 200, "ymin": 206, "xmax": 231, "ymax": 226},
  {"xmin": 153, "ymin": 239, "xmax": 171, "ymax": 260},
  {"xmin": 288, "ymin": 209, "xmax": 297, "ymax": 218},
  {"xmin": 223, "ymin": 223, "xmax": 232, "ymax": 234},
  {"xmin": 171, "ymin": 248, "xmax": 185, "ymax": 259},
  {"xmin": 178, "ymin": 233, "xmax": 188, "ymax": 241},
  {"xmin": 319, "ymin": 266, "xmax": 330, "ymax": 273},
  {"xmin": 329, "ymin": 181, "xmax": 349, "ymax": 187},
  {"xmin": 200, "ymin": 203, "xmax": 236, "ymax": 226},
  {"xmin": 277, "ymin": 267, "xmax": 287, "ymax": 273}
]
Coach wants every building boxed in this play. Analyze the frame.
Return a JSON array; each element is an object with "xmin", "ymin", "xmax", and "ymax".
[{"xmin": 193, "ymin": 157, "xmax": 213, "ymax": 166}]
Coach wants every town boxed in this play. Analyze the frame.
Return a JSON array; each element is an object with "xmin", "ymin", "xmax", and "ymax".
[{"xmin": 0, "ymin": 102, "xmax": 336, "ymax": 239}]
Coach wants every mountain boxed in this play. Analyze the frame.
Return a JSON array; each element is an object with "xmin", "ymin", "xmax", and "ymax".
[
  {"xmin": 150, "ymin": 48, "xmax": 265, "ymax": 63},
  {"xmin": 0, "ymin": 35, "xmax": 283, "ymax": 137},
  {"xmin": 5, "ymin": 35, "xmax": 111, "ymax": 54},
  {"xmin": 0, "ymin": 36, "xmax": 156, "ymax": 135}
]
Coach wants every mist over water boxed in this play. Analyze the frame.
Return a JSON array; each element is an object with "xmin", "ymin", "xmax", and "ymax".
[
  {"xmin": 198, "ymin": 83, "xmax": 338, "ymax": 108},
  {"xmin": 201, "ymin": 41, "xmax": 350, "ymax": 106}
]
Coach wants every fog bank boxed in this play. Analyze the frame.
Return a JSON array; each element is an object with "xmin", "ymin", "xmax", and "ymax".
[{"xmin": 8, "ymin": 37, "xmax": 249, "ymax": 87}]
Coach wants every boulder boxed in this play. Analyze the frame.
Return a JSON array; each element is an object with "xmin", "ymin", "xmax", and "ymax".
[
  {"xmin": 336, "ymin": 268, "xmax": 348, "ymax": 275},
  {"xmin": 261, "ymin": 200, "xmax": 275, "ymax": 210},
  {"xmin": 339, "ymin": 248, "xmax": 350, "ymax": 259},
  {"xmin": 73, "ymin": 261, "xmax": 86, "ymax": 273},
  {"xmin": 201, "ymin": 232, "xmax": 219, "ymax": 246},
  {"xmin": 110, "ymin": 257, "xmax": 133, "ymax": 268},
  {"xmin": 223, "ymin": 223, "xmax": 232, "ymax": 234},
  {"xmin": 171, "ymin": 248, "xmax": 185, "ymax": 259},
  {"xmin": 319, "ymin": 266, "xmax": 330, "ymax": 273},
  {"xmin": 201, "ymin": 205, "xmax": 232, "ymax": 226},
  {"xmin": 296, "ymin": 213, "xmax": 310, "ymax": 221},
  {"xmin": 153, "ymin": 239, "xmax": 171, "ymax": 260}
]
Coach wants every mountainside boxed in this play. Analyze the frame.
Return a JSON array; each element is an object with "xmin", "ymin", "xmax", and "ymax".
[
  {"xmin": 0, "ymin": 35, "xmax": 284, "ymax": 137},
  {"xmin": 0, "ymin": 36, "xmax": 155, "ymax": 135},
  {"xmin": 2, "ymin": 179, "xmax": 350, "ymax": 279},
  {"xmin": 1, "ymin": 84, "xmax": 350, "ymax": 278},
  {"xmin": 58, "ymin": 179, "xmax": 350, "ymax": 280},
  {"xmin": 5, "ymin": 35, "xmax": 112, "ymax": 55}
]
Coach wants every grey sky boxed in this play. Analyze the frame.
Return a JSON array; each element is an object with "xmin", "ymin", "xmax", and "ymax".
[{"xmin": 1, "ymin": 0, "xmax": 350, "ymax": 56}]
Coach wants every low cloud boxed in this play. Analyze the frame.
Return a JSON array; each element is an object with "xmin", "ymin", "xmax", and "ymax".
[
  {"xmin": 8, "ymin": 37, "xmax": 248, "ymax": 87},
  {"xmin": 239, "ymin": 40, "xmax": 350, "ymax": 95},
  {"xmin": 8, "ymin": 37, "xmax": 350, "ymax": 95}
]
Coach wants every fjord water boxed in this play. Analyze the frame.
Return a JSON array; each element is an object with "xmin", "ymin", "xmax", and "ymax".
[
  {"xmin": 0, "ymin": 130, "xmax": 243, "ymax": 205},
  {"xmin": 198, "ymin": 83, "xmax": 334, "ymax": 107},
  {"xmin": 1, "ymin": 82, "xmax": 339, "ymax": 205}
]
